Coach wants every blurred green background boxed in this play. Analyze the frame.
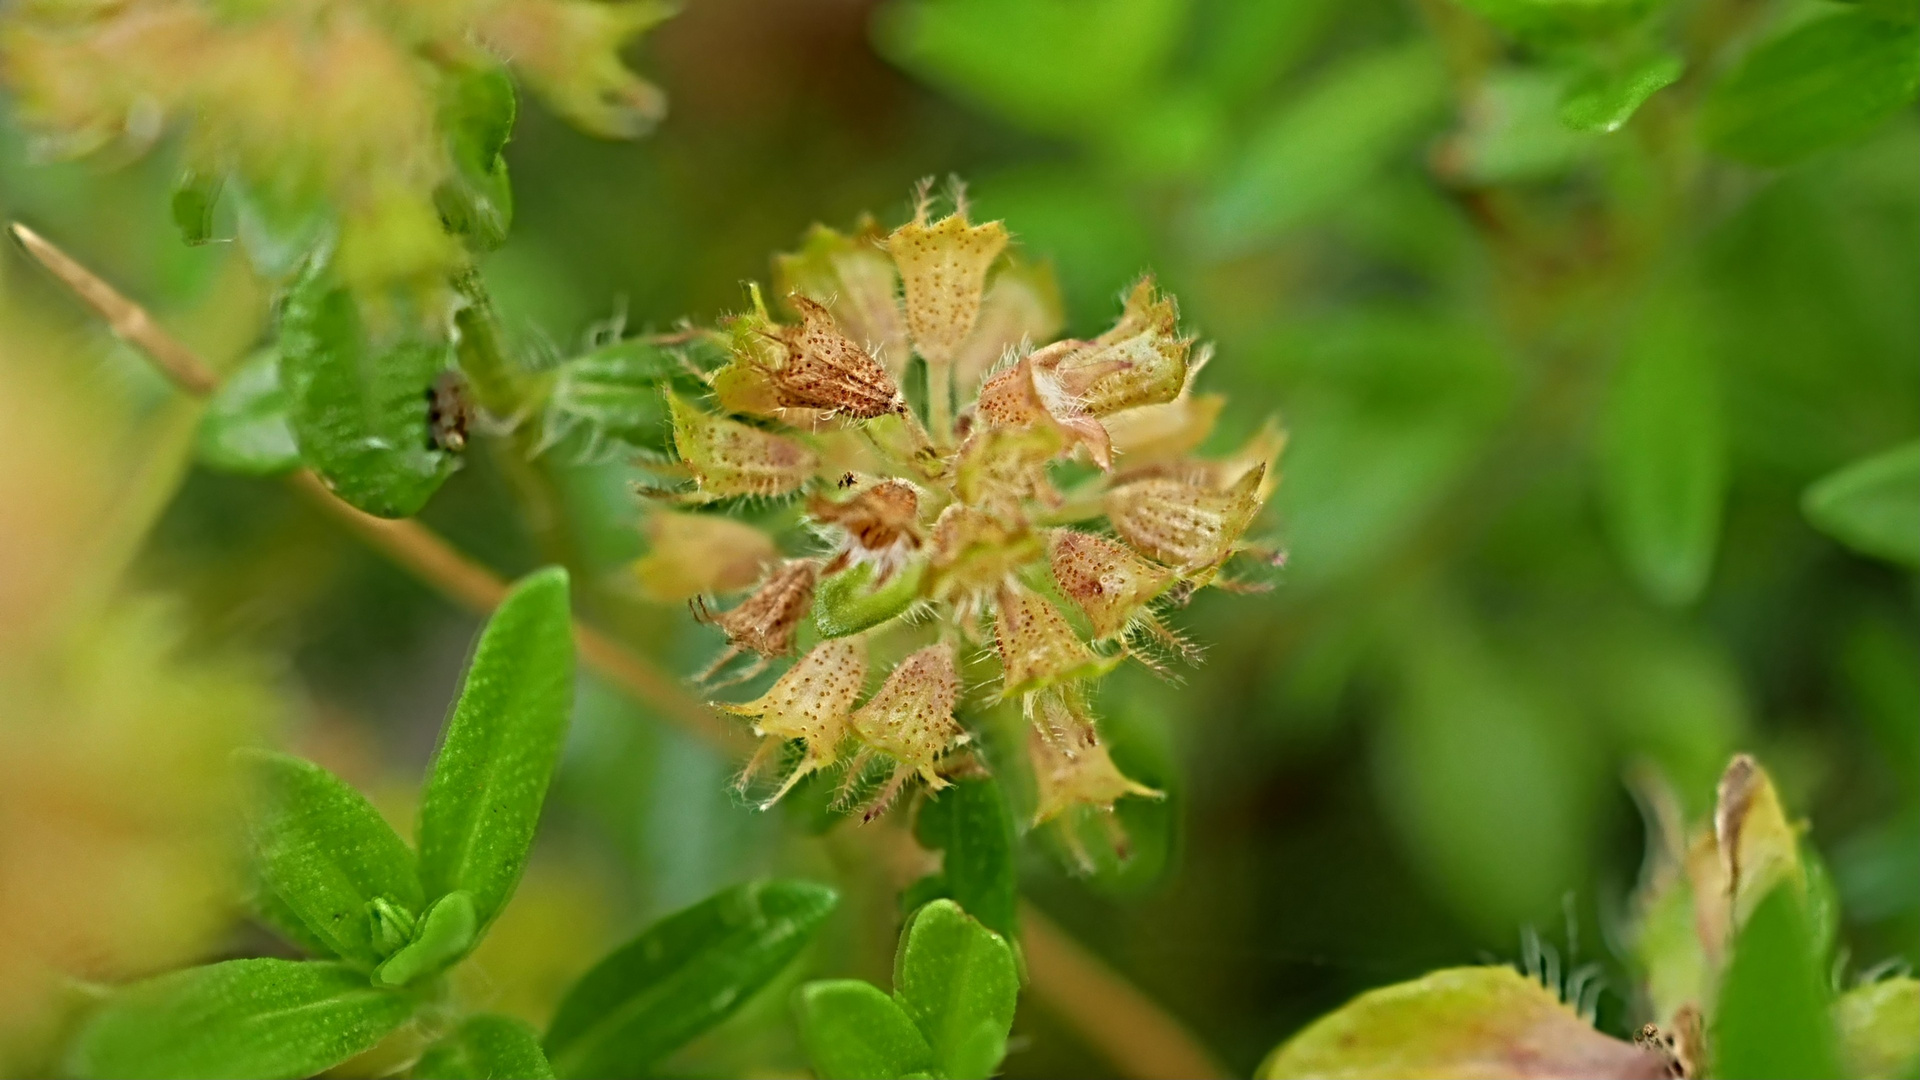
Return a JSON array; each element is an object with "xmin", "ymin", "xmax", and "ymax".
[{"xmin": 1, "ymin": 0, "xmax": 1914, "ymax": 1075}]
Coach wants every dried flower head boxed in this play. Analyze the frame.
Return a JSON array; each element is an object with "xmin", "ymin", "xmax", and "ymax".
[{"xmin": 647, "ymin": 184, "xmax": 1283, "ymax": 856}]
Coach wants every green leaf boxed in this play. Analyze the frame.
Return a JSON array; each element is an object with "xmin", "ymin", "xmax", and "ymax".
[
  {"xmin": 1559, "ymin": 52, "xmax": 1683, "ymax": 132},
  {"xmin": 239, "ymin": 749, "xmax": 424, "ymax": 969},
  {"xmin": 893, "ymin": 899, "xmax": 1019, "ymax": 1080},
  {"xmin": 248, "ymin": 875, "xmax": 337, "ymax": 957},
  {"xmin": 913, "ymin": 778, "xmax": 1019, "ymax": 942},
  {"xmin": 1257, "ymin": 966, "xmax": 1663, "ymax": 1079},
  {"xmin": 1704, "ymin": 11, "xmax": 1920, "ymax": 166},
  {"xmin": 279, "ymin": 268, "xmax": 457, "ymax": 518},
  {"xmin": 231, "ymin": 180, "xmax": 334, "ymax": 281},
  {"xmin": 1200, "ymin": 41, "xmax": 1447, "ymax": 253},
  {"xmin": 414, "ymin": 1014, "xmax": 554, "ymax": 1080},
  {"xmin": 418, "ymin": 567, "xmax": 575, "ymax": 932},
  {"xmin": 1802, "ymin": 441, "xmax": 1920, "ymax": 566},
  {"xmin": 374, "ymin": 890, "xmax": 478, "ymax": 987},
  {"xmin": 794, "ymin": 980, "xmax": 938, "ymax": 1080},
  {"xmin": 813, "ymin": 558, "xmax": 928, "ymax": 638},
  {"xmin": 1834, "ymin": 977, "xmax": 1920, "ymax": 1080},
  {"xmin": 544, "ymin": 879, "xmax": 839, "ymax": 1078},
  {"xmin": 436, "ymin": 62, "xmax": 516, "ymax": 252},
  {"xmin": 1714, "ymin": 885, "xmax": 1843, "ymax": 1079},
  {"xmin": 1597, "ymin": 287, "xmax": 1726, "ymax": 606},
  {"xmin": 68, "ymin": 959, "xmax": 416, "ymax": 1080},
  {"xmin": 196, "ymin": 348, "xmax": 301, "ymax": 476},
  {"xmin": 1457, "ymin": 0, "xmax": 1661, "ymax": 42},
  {"xmin": 171, "ymin": 170, "xmax": 222, "ymax": 247}
]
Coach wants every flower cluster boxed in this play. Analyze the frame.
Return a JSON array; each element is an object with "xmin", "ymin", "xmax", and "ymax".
[
  {"xmin": 0, "ymin": 0, "xmax": 669, "ymax": 293},
  {"xmin": 643, "ymin": 185, "xmax": 1282, "ymax": 846}
]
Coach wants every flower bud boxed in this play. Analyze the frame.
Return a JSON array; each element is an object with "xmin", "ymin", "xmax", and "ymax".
[
  {"xmin": 809, "ymin": 480, "xmax": 923, "ymax": 567},
  {"xmin": 1049, "ymin": 279, "xmax": 1191, "ymax": 417},
  {"xmin": 721, "ymin": 636, "xmax": 867, "ymax": 804},
  {"xmin": 632, "ymin": 510, "xmax": 777, "ymax": 603},
  {"xmin": 849, "ymin": 643, "xmax": 964, "ymax": 790},
  {"xmin": 693, "ymin": 559, "xmax": 817, "ymax": 681},
  {"xmin": 1027, "ymin": 697, "xmax": 1160, "ymax": 825},
  {"xmin": 774, "ymin": 219, "xmax": 910, "ymax": 374},
  {"xmin": 994, "ymin": 582, "xmax": 1119, "ymax": 696},
  {"xmin": 1047, "ymin": 529, "xmax": 1175, "ymax": 640},
  {"xmin": 888, "ymin": 203, "xmax": 1009, "ymax": 366},
  {"xmin": 768, "ymin": 296, "xmax": 904, "ymax": 419},
  {"xmin": 668, "ymin": 392, "xmax": 818, "ymax": 498},
  {"xmin": 1105, "ymin": 462, "xmax": 1266, "ymax": 572},
  {"xmin": 975, "ymin": 344, "xmax": 1114, "ymax": 469}
]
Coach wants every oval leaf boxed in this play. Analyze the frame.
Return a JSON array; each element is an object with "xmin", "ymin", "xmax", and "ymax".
[
  {"xmin": 544, "ymin": 879, "xmax": 839, "ymax": 1078},
  {"xmin": 893, "ymin": 899, "xmax": 1019, "ymax": 1080},
  {"xmin": 1560, "ymin": 52, "xmax": 1683, "ymax": 133},
  {"xmin": 414, "ymin": 1014, "xmax": 554, "ymax": 1080},
  {"xmin": 1802, "ymin": 441, "xmax": 1920, "ymax": 566},
  {"xmin": 417, "ymin": 567, "xmax": 575, "ymax": 931},
  {"xmin": 1704, "ymin": 11, "xmax": 1920, "ymax": 166},
  {"xmin": 197, "ymin": 348, "xmax": 302, "ymax": 476},
  {"xmin": 240, "ymin": 749, "xmax": 424, "ymax": 969},
  {"xmin": 1714, "ymin": 885, "xmax": 1843, "ymax": 1079},
  {"xmin": 68, "ymin": 959, "xmax": 416, "ymax": 1080},
  {"xmin": 1257, "ymin": 966, "xmax": 1668, "ymax": 1079},
  {"xmin": 435, "ymin": 62, "xmax": 516, "ymax": 252},
  {"xmin": 171, "ymin": 169, "xmax": 223, "ymax": 247},
  {"xmin": 814, "ymin": 558, "xmax": 927, "ymax": 639},
  {"xmin": 795, "ymin": 980, "xmax": 938, "ymax": 1080},
  {"xmin": 280, "ymin": 269, "xmax": 457, "ymax": 518},
  {"xmin": 1598, "ymin": 288, "xmax": 1726, "ymax": 606}
]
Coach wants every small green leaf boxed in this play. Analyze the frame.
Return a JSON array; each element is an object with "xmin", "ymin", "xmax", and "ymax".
[
  {"xmin": 893, "ymin": 899, "xmax": 1019, "ymax": 1080},
  {"xmin": 1559, "ymin": 52, "xmax": 1683, "ymax": 132},
  {"xmin": 435, "ymin": 62, "xmax": 516, "ymax": 251},
  {"xmin": 196, "ymin": 348, "xmax": 301, "ymax": 476},
  {"xmin": 913, "ymin": 778, "xmax": 1018, "ymax": 942},
  {"xmin": 1715, "ymin": 885, "xmax": 1843, "ymax": 1079},
  {"xmin": 374, "ymin": 891, "xmax": 478, "ymax": 987},
  {"xmin": 794, "ymin": 980, "xmax": 938, "ymax": 1080},
  {"xmin": 68, "ymin": 959, "xmax": 416, "ymax": 1080},
  {"xmin": 1598, "ymin": 286, "xmax": 1726, "ymax": 606},
  {"xmin": 171, "ymin": 170, "xmax": 222, "ymax": 247},
  {"xmin": 1704, "ymin": 11, "xmax": 1920, "ymax": 166},
  {"xmin": 414, "ymin": 1014, "xmax": 554, "ymax": 1080},
  {"xmin": 239, "ymin": 749, "xmax": 424, "ymax": 969},
  {"xmin": 544, "ymin": 879, "xmax": 839, "ymax": 1078},
  {"xmin": 1257, "ymin": 966, "xmax": 1663, "ymax": 1079},
  {"xmin": 418, "ymin": 567, "xmax": 574, "ymax": 932},
  {"xmin": 1835, "ymin": 977, "xmax": 1920, "ymax": 1080},
  {"xmin": 814, "ymin": 558, "xmax": 927, "ymax": 638},
  {"xmin": 280, "ymin": 267, "xmax": 457, "ymax": 518},
  {"xmin": 540, "ymin": 339, "xmax": 695, "ymax": 456},
  {"xmin": 1802, "ymin": 441, "xmax": 1920, "ymax": 566}
]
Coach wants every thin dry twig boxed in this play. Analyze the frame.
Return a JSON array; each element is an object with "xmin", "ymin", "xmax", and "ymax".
[{"xmin": 13, "ymin": 221, "xmax": 1228, "ymax": 1080}]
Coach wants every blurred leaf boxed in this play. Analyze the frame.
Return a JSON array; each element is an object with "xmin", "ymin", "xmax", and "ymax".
[
  {"xmin": 414, "ymin": 1014, "xmax": 554, "ymax": 1080},
  {"xmin": 543, "ymin": 879, "xmax": 838, "ymax": 1078},
  {"xmin": 170, "ymin": 170, "xmax": 222, "ymax": 247},
  {"xmin": 793, "ymin": 980, "xmax": 938, "ymax": 1080},
  {"xmin": 813, "ymin": 558, "xmax": 927, "ymax": 639},
  {"xmin": 1457, "ymin": 0, "xmax": 1661, "ymax": 42},
  {"xmin": 195, "ymin": 347, "xmax": 300, "ymax": 476},
  {"xmin": 1802, "ymin": 441, "xmax": 1920, "ymax": 566},
  {"xmin": 1839, "ymin": 615, "xmax": 1920, "ymax": 792},
  {"xmin": 68, "ymin": 959, "xmax": 416, "ymax": 1080},
  {"xmin": 1193, "ymin": 0, "xmax": 1341, "ymax": 104},
  {"xmin": 541, "ymin": 339, "xmax": 695, "ymax": 457},
  {"xmin": 1714, "ymin": 885, "xmax": 1842, "ymax": 1079},
  {"xmin": 239, "ymin": 749, "xmax": 424, "ymax": 970},
  {"xmin": 1559, "ymin": 52, "xmax": 1683, "ymax": 132},
  {"xmin": 1257, "ymin": 966, "xmax": 1665, "ymax": 1078},
  {"xmin": 875, "ymin": 0, "xmax": 1185, "ymax": 139},
  {"xmin": 1202, "ymin": 41, "xmax": 1447, "ymax": 254},
  {"xmin": 418, "ymin": 567, "xmax": 575, "ymax": 932},
  {"xmin": 1597, "ymin": 287, "xmax": 1726, "ymax": 606},
  {"xmin": 436, "ymin": 62, "xmax": 516, "ymax": 252},
  {"xmin": 1438, "ymin": 67, "xmax": 1595, "ymax": 184},
  {"xmin": 279, "ymin": 269, "xmax": 457, "ymax": 518},
  {"xmin": 1834, "ymin": 977, "xmax": 1920, "ymax": 1080},
  {"xmin": 1051, "ymin": 686, "xmax": 1180, "ymax": 894},
  {"xmin": 913, "ymin": 777, "xmax": 1018, "ymax": 942},
  {"xmin": 893, "ymin": 900, "xmax": 1019, "ymax": 1080},
  {"xmin": 1704, "ymin": 11, "xmax": 1920, "ymax": 166},
  {"xmin": 231, "ymin": 180, "xmax": 335, "ymax": 281},
  {"xmin": 373, "ymin": 890, "xmax": 477, "ymax": 988}
]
